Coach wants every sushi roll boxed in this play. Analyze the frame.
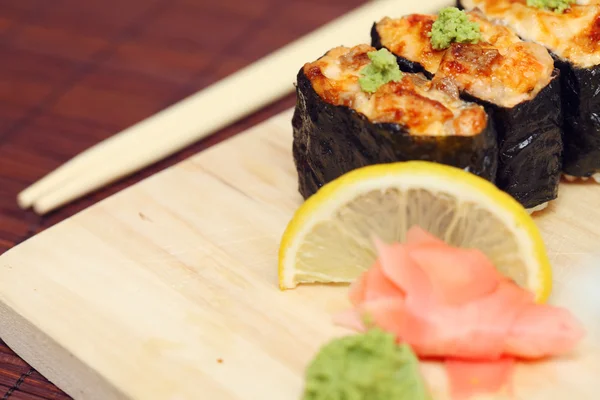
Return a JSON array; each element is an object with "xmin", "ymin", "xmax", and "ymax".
[
  {"xmin": 457, "ymin": 0, "xmax": 600, "ymax": 181},
  {"xmin": 292, "ymin": 44, "xmax": 497, "ymax": 199},
  {"xmin": 371, "ymin": 8, "xmax": 563, "ymax": 211}
]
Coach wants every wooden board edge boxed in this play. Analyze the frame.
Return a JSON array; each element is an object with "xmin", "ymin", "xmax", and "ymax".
[
  {"xmin": 0, "ymin": 107, "xmax": 298, "ymax": 400},
  {"xmin": 0, "ymin": 296, "xmax": 127, "ymax": 400}
]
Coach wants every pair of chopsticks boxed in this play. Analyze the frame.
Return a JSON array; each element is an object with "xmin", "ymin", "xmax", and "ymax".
[{"xmin": 17, "ymin": 0, "xmax": 449, "ymax": 215}]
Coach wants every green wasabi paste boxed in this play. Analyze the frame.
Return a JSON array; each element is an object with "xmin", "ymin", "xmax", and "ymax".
[
  {"xmin": 358, "ymin": 48, "xmax": 403, "ymax": 93},
  {"xmin": 429, "ymin": 7, "xmax": 482, "ymax": 50},
  {"xmin": 301, "ymin": 329, "xmax": 432, "ymax": 400},
  {"xmin": 527, "ymin": 0, "xmax": 575, "ymax": 13}
]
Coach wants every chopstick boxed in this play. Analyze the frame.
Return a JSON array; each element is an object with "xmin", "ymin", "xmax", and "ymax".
[{"xmin": 17, "ymin": 0, "xmax": 450, "ymax": 215}]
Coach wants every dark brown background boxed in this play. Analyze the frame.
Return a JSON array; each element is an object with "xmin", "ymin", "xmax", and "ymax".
[{"xmin": 0, "ymin": 0, "xmax": 366, "ymax": 398}]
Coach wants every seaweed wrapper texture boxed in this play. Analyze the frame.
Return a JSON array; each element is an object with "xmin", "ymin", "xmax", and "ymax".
[
  {"xmin": 464, "ymin": 71, "xmax": 563, "ymax": 209},
  {"xmin": 291, "ymin": 69, "xmax": 498, "ymax": 199},
  {"xmin": 553, "ymin": 59, "xmax": 600, "ymax": 178}
]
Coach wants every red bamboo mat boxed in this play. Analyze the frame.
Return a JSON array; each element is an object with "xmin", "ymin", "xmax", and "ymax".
[{"xmin": 0, "ymin": 0, "xmax": 366, "ymax": 397}]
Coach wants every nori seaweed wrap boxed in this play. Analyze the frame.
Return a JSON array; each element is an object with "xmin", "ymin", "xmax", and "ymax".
[
  {"xmin": 371, "ymin": 10, "xmax": 563, "ymax": 210},
  {"xmin": 552, "ymin": 58, "xmax": 600, "ymax": 177},
  {"xmin": 292, "ymin": 45, "xmax": 497, "ymax": 199},
  {"xmin": 458, "ymin": 0, "xmax": 600, "ymax": 179},
  {"xmin": 462, "ymin": 71, "xmax": 563, "ymax": 208}
]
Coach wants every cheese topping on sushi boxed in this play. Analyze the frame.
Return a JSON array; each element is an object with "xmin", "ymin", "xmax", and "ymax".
[
  {"xmin": 303, "ymin": 44, "xmax": 488, "ymax": 137},
  {"xmin": 461, "ymin": 0, "xmax": 600, "ymax": 68},
  {"xmin": 375, "ymin": 10, "xmax": 554, "ymax": 108},
  {"xmin": 376, "ymin": 15, "xmax": 444, "ymax": 74}
]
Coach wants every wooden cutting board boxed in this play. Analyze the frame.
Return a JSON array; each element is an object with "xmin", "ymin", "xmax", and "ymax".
[{"xmin": 1, "ymin": 108, "xmax": 600, "ymax": 400}]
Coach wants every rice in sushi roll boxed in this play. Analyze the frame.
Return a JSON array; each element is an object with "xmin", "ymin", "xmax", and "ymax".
[
  {"xmin": 292, "ymin": 44, "xmax": 497, "ymax": 199},
  {"xmin": 458, "ymin": 0, "xmax": 600, "ymax": 181},
  {"xmin": 372, "ymin": 8, "xmax": 563, "ymax": 211}
]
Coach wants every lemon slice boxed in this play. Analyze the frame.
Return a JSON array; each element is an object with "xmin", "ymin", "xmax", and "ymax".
[{"xmin": 278, "ymin": 161, "xmax": 552, "ymax": 302}]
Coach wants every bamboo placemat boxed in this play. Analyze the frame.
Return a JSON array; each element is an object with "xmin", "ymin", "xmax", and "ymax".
[{"xmin": 0, "ymin": 0, "xmax": 366, "ymax": 397}]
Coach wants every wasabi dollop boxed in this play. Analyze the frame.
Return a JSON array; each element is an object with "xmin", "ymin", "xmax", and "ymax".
[
  {"xmin": 527, "ymin": 0, "xmax": 575, "ymax": 13},
  {"xmin": 302, "ymin": 329, "xmax": 432, "ymax": 400},
  {"xmin": 429, "ymin": 7, "xmax": 482, "ymax": 50},
  {"xmin": 358, "ymin": 48, "xmax": 403, "ymax": 93}
]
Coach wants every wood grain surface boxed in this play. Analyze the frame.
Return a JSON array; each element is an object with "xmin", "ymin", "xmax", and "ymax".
[
  {"xmin": 2, "ymin": 108, "xmax": 600, "ymax": 399},
  {"xmin": 0, "ymin": 0, "xmax": 366, "ymax": 398}
]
